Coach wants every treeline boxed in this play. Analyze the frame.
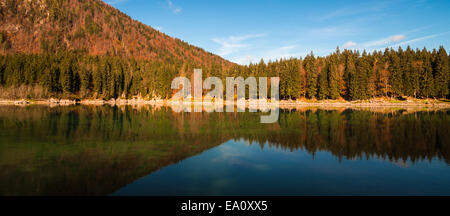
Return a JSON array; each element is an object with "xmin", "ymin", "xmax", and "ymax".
[
  {"xmin": 0, "ymin": 52, "xmax": 194, "ymax": 99},
  {"xmin": 0, "ymin": 46, "xmax": 449, "ymax": 100},
  {"xmin": 240, "ymin": 46, "xmax": 449, "ymax": 100}
]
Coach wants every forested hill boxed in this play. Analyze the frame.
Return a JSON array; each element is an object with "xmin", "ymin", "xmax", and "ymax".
[
  {"xmin": 0, "ymin": 1, "xmax": 448, "ymax": 101},
  {"xmin": 0, "ymin": 0, "xmax": 231, "ymax": 67}
]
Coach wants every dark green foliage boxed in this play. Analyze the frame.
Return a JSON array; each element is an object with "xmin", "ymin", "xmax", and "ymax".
[
  {"xmin": 402, "ymin": 46, "xmax": 419, "ymax": 97},
  {"xmin": 0, "ymin": 46, "xmax": 449, "ymax": 100},
  {"xmin": 346, "ymin": 53, "xmax": 358, "ymax": 100},
  {"xmin": 317, "ymin": 61, "xmax": 328, "ymax": 100},
  {"xmin": 304, "ymin": 53, "xmax": 318, "ymax": 99},
  {"xmin": 328, "ymin": 54, "xmax": 340, "ymax": 99},
  {"xmin": 419, "ymin": 48, "xmax": 434, "ymax": 98},
  {"xmin": 434, "ymin": 46, "xmax": 449, "ymax": 98},
  {"xmin": 350, "ymin": 51, "xmax": 371, "ymax": 100},
  {"xmin": 389, "ymin": 48, "xmax": 403, "ymax": 97}
]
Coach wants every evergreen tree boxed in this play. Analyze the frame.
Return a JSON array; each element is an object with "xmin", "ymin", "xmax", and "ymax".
[
  {"xmin": 419, "ymin": 49, "xmax": 434, "ymax": 98},
  {"xmin": 304, "ymin": 52, "xmax": 318, "ymax": 99},
  {"xmin": 434, "ymin": 46, "xmax": 449, "ymax": 98},
  {"xmin": 328, "ymin": 54, "xmax": 340, "ymax": 99},
  {"xmin": 346, "ymin": 53, "xmax": 358, "ymax": 100},
  {"xmin": 317, "ymin": 60, "xmax": 329, "ymax": 100},
  {"xmin": 389, "ymin": 48, "xmax": 403, "ymax": 97},
  {"xmin": 0, "ymin": 47, "xmax": 448, "ymax": 100}
]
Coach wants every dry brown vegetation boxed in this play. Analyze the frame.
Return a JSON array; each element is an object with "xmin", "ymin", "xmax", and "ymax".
[
  {"xmin": 0, "ymin": 0, "xmax": 233, "ymax": 68},
  {"xmin": 0, "ymin": 84, "xmax": 49, "ymax": 99}
]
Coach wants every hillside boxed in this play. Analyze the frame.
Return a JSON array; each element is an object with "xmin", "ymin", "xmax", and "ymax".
[
  {"xmin": 0, "ymin": 1, "xmax": 448, "ymax": 101},
  {"xmin": 0, "ymin": 0, "xmax": 232, "ymax": 67}
]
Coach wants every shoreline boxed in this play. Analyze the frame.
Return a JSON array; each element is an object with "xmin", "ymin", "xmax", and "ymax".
[{"xmin": 1, "ymin": 98, "xmax": 450, "ymax": 108}]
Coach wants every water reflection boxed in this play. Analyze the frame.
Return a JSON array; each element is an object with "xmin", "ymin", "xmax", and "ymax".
[
  {"xmin": 114, "ymin": 139, "xmax": 450, "ymax": 196},
  {"xmin": 0, "ymin": 105, "xmax": 449, "ymax": 195}
]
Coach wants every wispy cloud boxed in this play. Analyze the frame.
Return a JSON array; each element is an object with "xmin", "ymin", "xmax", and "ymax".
[
  {"xmin": 390, "ymin": 31, "xmax": 450, "ymax": 47},
  {"xmin": 316, "ymin": 1, "xmax": 391, "ymax": 21},
  {"xmin": 105, "ymin": 0, "xmax": 128, "ymax": 5},
  {"xmin": 342, "ymin": 26, "xmax": 443, "ymax": 51},
  {"xmin": 344, "ymin": 30, "xmax": 450, "ymax": 53},
  {"xmin": 308, "ymin": 25, "xmax": 357, "ymax": 37},
  {"xmin": 232, "ymin": 45, "xmax": 307, "ymax": 65},
  {"xmin": 212, "ymin": 33, "xmax": 266, "ymax": 56},
  {"xmin": 232, "ymin": 55, "xmax": 254, "ymax": 65},
  {"xmin": 167, "ymin": 0, "xmax": 182, "ymax": 14},
  {"xmin": 343, "ymin": 41, "xmax": 357, "ymax": 48},
  {"xmin": 362, "ymin": 34, "xmax": 406, "ymax": 47},
  {"xmin": 264, "ymin": 45, "xmax": 304, "ymax": 60}
]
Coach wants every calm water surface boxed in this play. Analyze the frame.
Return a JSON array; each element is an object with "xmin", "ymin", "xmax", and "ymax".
[{"xmin": 0, "ymin": 105, "xmax": 449, "ymax": 195}]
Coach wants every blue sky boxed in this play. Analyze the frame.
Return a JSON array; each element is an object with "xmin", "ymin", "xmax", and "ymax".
[{"xmin": 105, "ymin": 0, "xmax": 450, "ymax": 65}]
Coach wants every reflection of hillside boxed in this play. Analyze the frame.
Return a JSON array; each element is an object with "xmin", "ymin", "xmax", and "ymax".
[
  {"xmin": 0, "ymin": 106, "xmax": 448, "ymax": 195},
  {"xmin": 0, "ymin": 106, "xmax": 231, "ymax": 195}
]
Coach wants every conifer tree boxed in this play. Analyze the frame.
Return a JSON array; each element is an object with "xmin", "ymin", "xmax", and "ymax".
[
  {"xmin": 403, "ymin": 47, "xmax": 418, "ymax": 97},
  {"xmin": 346, "ymin": 53, "xmax": 358, "ymax": 100},
  {"xmin": 434, "ymin": 46, "xmax": 449, "ymax": 98},
  {"xmin": 328, "ymin": 54, "xmax": 340, "ymax": 99},
  {"xmin": 420, "ymin": 49, "xmax": 434, "ymax": 98},
  {"xmin": 389, "ymin": 48, "xmax": 403, "ymax": 97},
  {"xmin": 304, "ymin": 52, "xmax": 318, "ymax": 99},
  {"xmin": 317, "ymin": 60, "xmax": 329, "ymax": 100}
]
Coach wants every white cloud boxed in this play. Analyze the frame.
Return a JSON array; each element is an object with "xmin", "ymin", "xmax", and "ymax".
[
  {"xmin": 390, "ymin": 32, "xmax": 449, "ymax": 47},
  {"xmin": 362, "ymin": 34, "xmax": 406, "ymax": 47},
  {"xmin": 167, "ymin": 0, "xmax": 182, "ymax": 14},
  {"xmin": 316, "ymin": 1, "xmax": 390, "ymax": 21},
  {"xmin": 212, "ymin": 33, "xmax": 266, "ymax": 56},
  {"xmin": 343, "ymin": 41, "xmax": 357, "ymax": 48},
  {"xmin": 308, "ymin": 25, "xmax": 357, "ymax": 37},
  {"xmin": 105, "ymin": 0, "xmax": 128, "ymax": 5},
  {"xmin": 232, "ymin": 55, "xmax": 254, "ymax": 65},
  {"xmin": 264, "ymin": 45, "xmax": 303, "ymax": 60},
  {"xmin": 231, "ymin": 45, "xmax": 307, "ymax": 65}
]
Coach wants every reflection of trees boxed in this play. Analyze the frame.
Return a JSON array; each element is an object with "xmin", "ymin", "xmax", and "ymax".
[
  {"xmin": 0, "ymin": 106, "xmax": 448, "ymax": 195},
  {"xmin": 244, "ymin": 109, "xmax": 450, "ymax": 165},
  {"xmin": 0, "ymin": 106, "xmax": 231, "ymax": 195}
]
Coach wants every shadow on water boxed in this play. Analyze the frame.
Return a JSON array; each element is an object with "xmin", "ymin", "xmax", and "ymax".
[{"xmin": 0, "ymin": 105, "xmax": 449, "ymax": 195}]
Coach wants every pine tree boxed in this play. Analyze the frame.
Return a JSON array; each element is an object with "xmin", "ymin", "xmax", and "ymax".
[
  {"xmin": 399, "ymin": 46, "xmax": 419, "ymax": 98},
  {"xmin": 420, "ymin": 49, "xmax": 434, "ymax": 98},
  {"xmin": 346, "ymin": 53, "xmax": 358, "ymax": 100},
  {"xmin": 59, "ymin": 56, "xmax": 74, "ymax": 94},
  {"xmin": 448, "ymin": 53, "xmax": 450, "ymax": 98},
  {"xmin": 389, "ymin": 48, "xmax": 403, "ymax": 97},
  {"xmin": 0, "ymin": 55, "xmax": 5, "ymax": 85},
  {"xmin": 368, "ymin": 52, "xmax": 380, "ymax": 98},
  {"xmin": 304, "ymin": 52, "xmax": 318, "ymax": 99},
  {"xmin": 92, "ymin": 58, "xmax": 103, "ymax": 95},
  {"xmin": 0, "ymin": 46, "xmax": 448, "ymax": 100},
  {"xmin": 358, "ymin": 51, "xmax": 371, "ymax": 99},
  {"xmin": 317, "ymin": 59, "xmax": 329, "ymax": 100},
  {"xmin": 379, "ymin": 56, "xmax": 391, "ymax": 97},
  {"xmin": 434, "ymin": 46, "xmax": 449, "ymax": 98},
  {"xmin": 328, "ymin": 54, "xmax": 340, "ymax": 99}
]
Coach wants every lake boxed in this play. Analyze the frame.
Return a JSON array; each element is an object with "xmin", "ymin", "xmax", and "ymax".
[{"xmin": 0, "ymin": 105, "xmax": 449, "ymax": 195}]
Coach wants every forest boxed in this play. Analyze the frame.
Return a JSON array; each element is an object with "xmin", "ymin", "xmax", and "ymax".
[{"xmin": 0, "ymin": 46, "xmax": 449, "ymax": 100}]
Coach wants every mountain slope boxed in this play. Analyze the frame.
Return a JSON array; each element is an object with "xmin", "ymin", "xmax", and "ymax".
[{"xmin": 0, "ymin": 0, "xmax": 232, "ymax": 67}]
